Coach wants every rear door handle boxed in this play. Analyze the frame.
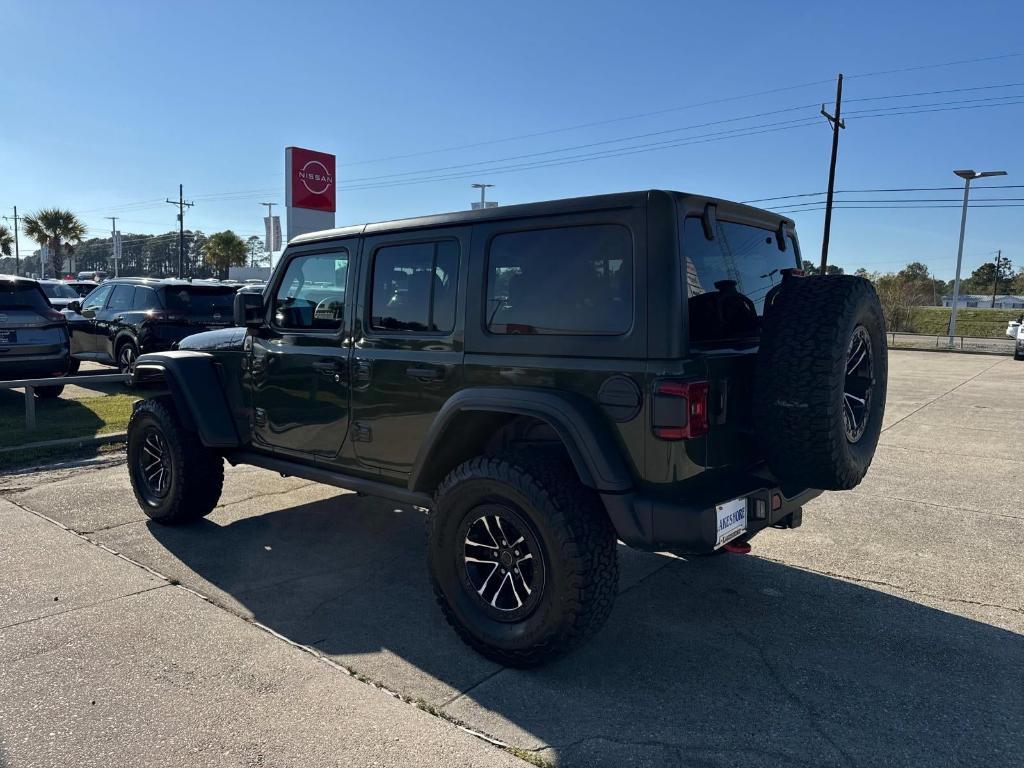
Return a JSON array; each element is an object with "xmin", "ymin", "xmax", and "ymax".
[{"xmin": 406, "ymin": 366, "xmax": 443, "ymax": 381}]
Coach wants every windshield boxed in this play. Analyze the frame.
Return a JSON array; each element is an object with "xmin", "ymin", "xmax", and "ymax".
[
  {"xmin": 0, "ymin": 281, "xmax": 51, "ymax": 311},
  {"xmin": 39, "ymin": 282, "xmax": 80, "ymax": 299},
  {"xmin": 162, "ymin": 287, "xmax": 236, "ymax": 315}
]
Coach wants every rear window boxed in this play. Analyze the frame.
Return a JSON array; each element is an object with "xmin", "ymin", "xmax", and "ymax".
[
  {"xmin": 162, "ymin": 287, "xmax": 236, "ymax": 314},
  {"xmin": 39, "ymin": 282, "xmax": 79, "ymax": 300},
  {"xmin": 0, "ymin": 281, "xmax": 50, "ymax": 311},
  {"xmin": 486, "ymin": 224, "xmax": 633, "ymax": 335},
  {"xmin": 683, "ymin": 217, "xmax": 798, "ymax": 314}
]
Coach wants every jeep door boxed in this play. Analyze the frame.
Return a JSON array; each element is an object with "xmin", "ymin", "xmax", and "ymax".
[
  {"xmin": 250, "ymin": 244, "xmax": 355, "ymax": 459},
  {"xmin": 346, "ymin": 227, "xmax": 468, "ymax": 476},
  {"xmin": 95, "ymin": 283, "xmax": 136, "ymax": 361}
]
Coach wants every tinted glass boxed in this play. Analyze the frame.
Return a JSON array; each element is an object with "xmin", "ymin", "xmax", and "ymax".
[
  {"xmin": 82, "ymin": 283, "xmax": 113, "ymax": 312},
  {"xmin": 132, "ymin": 287, "xmax": 158, "ymax": 310},
  {"xmin": 163, "ymin": 287, "xmax": 236, "ymax": 315},
  {"xmin": 108, "ymin": 284, "xmax": 136, "ymax": 311},
  {"xmin": 39, "ymin": 282, "xmax": 79, "ymax": 299},
  {"xmin": 370, "ymin": 241, "xmax": 459, "ymax": 333},
  {"xmin": 683, "ymin": 217, "xmax": 798, "ymax": 315},
  {"xmin": 0, "ymin": 281, "xmax": 50, "ymax": 311},
  {"xmin": 272, "ymin": 251, "xmax": 348, "ymax": 330},
  {"xmin": 486, "ymin": 225, "xmax": 632, "ymax": 335}
]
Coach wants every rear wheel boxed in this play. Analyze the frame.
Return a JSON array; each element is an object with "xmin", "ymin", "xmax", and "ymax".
[
  {"xmin": 67, "ymin": 358, "xmax": 81, "ymax": 375},
  {"xmin": 127, "ymin": 398, "xmax": 224, "ymax": 524},
  {"xmin": 116, "ymin": 340, "xmax": 138, "ymax": 374},
  {"xmin": 428, "ymin": 453, "xmax": 619, "ymax": 667},
  {"xmin": 34, "ymin": 385, "xmax": 64, "ymax": 399}
]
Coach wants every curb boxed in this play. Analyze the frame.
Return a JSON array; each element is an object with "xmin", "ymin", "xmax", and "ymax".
[{"xmin": 0, "ymin": 431, "xmax": 128, "ymax": 456}]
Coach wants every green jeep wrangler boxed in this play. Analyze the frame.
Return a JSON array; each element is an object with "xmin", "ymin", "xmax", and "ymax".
[{"xmin": 127, "ymin": 190, "xmax": 887, "ymax": 666}]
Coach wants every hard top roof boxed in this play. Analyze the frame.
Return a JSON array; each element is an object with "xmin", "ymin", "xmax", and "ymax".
[{"xmin": 289, "ymin": 189, "xmax": 794, "ymax": 246}]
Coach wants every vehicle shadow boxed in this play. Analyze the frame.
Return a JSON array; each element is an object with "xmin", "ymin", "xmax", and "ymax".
[
  {"xmin": 147, "ymin": 493, "xmax": 1023, "ymax": 768},
  {"xmin": 0, "ymin": 389, "xmax": 105, "ymax": 448}
]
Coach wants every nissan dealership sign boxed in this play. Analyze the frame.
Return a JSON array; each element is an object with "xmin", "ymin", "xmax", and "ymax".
[{"xmin": 285, "ymin": 146, "xmax": 336, "ymax": 246}]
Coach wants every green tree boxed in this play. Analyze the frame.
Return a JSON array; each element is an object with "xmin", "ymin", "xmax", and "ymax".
[
  {"xmin": 0, "ymin": 224, "xmax": 15, "ymax": 275},
  {"xmin": 246, "ymin": 235, "xmax": 267, "ymax": 268},
  {"xmin": 202, "ymin": 230, "xmax": 248, "ymax": 279},
  {"xmin": 22, "ymin": 208, "xmax": 87, "ymax": 278},
  {"xmin": 963, "ymin": 258, "xmax": 1015, "ymax": 297},
  {"xmin": 801, "ymin": 260, "xmax": 844, "ymax": 276}
]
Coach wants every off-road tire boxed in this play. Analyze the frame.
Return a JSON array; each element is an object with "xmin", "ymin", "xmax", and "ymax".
[
  {"xmin": 428, "ymin": 453, "xmax": 619, "ymax": 667},
  {"xmin": 127, "ymin": 397, "xmax": 224, "ymax": 524},
  {"xmin": 754, "ymin": 275, "xmax": 887, "ymax": 490}
]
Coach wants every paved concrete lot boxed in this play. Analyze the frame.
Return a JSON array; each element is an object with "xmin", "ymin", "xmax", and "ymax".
[{"xmin": 1, "ymin": 350, "xmax": 1021, "ymax": 767}]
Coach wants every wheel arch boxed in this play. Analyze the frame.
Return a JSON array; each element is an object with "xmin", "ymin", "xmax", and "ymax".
[
  {"xmin": 131, "ymin": 351, "xmax": 240, "ymax": 449},
  {"xmin": 409, "ymin": 387, "xmax": 634, "ymax": 495}
]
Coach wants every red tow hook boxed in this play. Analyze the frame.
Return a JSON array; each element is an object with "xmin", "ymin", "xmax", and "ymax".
[{"xmin": 723, "ymin": 541, "xmax": 752, "ymax": 554}]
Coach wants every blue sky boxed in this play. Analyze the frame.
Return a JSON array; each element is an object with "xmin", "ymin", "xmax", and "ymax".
[{"xmin": 1, "ymin": 0, "xmax": 1022, "ymax": 280}]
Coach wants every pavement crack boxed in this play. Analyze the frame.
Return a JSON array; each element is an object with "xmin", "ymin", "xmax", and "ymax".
[
  {"xmin": 214, "ymin": 481, "xmax": 320, "ymax": 509},
  {"xmin": 880, "ymin": 356, "xmax": 1007, "ymax": 435},
  {"xmin": 844, "ymin": 489, "xmax": 1021, "ymax": 522},
  {"xmin": 757, "ymin": 558, "xmax": 1024, "ymax": 616},
  {"xmin": 0, "ymin": 584, "xmax": 169, "ymax": 633},
  {"xmin": 440, "ymin": 666, "xmax": 507, "ymax": 708}
]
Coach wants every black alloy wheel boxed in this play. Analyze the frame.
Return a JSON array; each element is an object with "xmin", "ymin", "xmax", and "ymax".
[
  {"xmin": 459, "ymin": 504, "xmax": 545, "ymax": 622},
  {"xmin": 843, "ymin": 325, "xmax": 874, "ymax": 443}
]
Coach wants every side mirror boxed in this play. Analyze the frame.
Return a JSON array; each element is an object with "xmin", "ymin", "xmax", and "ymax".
[
  {"xmin": 68, "ymin": 300, "xmax": 81, "ymax": 313},
  {"xmin": 234, "ymin": 291, "xmax": 265, "ymax": 328}
]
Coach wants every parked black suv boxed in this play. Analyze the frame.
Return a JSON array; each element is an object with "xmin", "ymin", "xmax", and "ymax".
[
  {"xmin": 0, "ymin": 275, "xmax": 70, "ymax": 397},
  {"xmin": 67, "ymin": 278, "xmax": 237, "ymax": 372},
  {"xmin": 125, "ymin": 190, "xmax": 888, "ymax": 665}
]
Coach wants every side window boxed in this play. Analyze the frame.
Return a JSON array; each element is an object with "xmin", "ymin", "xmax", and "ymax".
[
  {"xmin": 486, "ymin": 225, "xmax": 632, "ymax": 336},
  {"xmin": 107, "ymin": 284, "xmax": 135, "ymax": 312},
  {"xmin": 272, "ymin": 250, "xmax": 348, "ymax": 331},
  {"xmin": 370, "ymin": 241, "xmax": 459, "ymax": 333},
  {"xmin": 82, "ymin": 283, "xmax": 113, "ymax": 312},
  {"xmin": 132, "ymin": 287, "xmax": 157, "ymax": 310}
]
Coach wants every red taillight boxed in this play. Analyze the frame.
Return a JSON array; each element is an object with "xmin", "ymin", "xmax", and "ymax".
[
  {"xmin": 44, "ymin": 309, "xmax": 65, "ymax": 322},
  {"xmin": 652, "ymin": 379, "xmax": 709, "ymax": 440}
]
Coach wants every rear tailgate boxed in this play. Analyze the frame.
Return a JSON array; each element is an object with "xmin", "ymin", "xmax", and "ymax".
[{"xmin": 0, "ymin": 309, "xmax": 68, "ymax": 362}]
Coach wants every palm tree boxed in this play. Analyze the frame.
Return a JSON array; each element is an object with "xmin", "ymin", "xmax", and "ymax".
[
  {"xmin": 22, "ymin": 208, "xmax": 87, "ymax": 278},
  {"xmin": 0, "ymin": 224, "xmax": 12, "ymax": 259},
  {"xmin": 203, "ymin": 230, "xmax": 248, "ymax": 280}
]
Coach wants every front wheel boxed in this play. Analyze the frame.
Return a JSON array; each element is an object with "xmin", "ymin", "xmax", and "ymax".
[
  {"xmin": 127, "ymin": 398, "xmax": 224, "ymax": 524},
  {"xmin": 428, "ymin": 454, "xmax": 619, "ymax": 667}
]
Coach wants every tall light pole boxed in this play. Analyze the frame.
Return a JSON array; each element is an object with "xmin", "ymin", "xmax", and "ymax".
[
  {"xmin": 471, "ymin": 183, "xmax": 494, "ymax": 209},
  {"xmin": 948, "ymin": 169, "xmax": 1007, "ymax": 346}
]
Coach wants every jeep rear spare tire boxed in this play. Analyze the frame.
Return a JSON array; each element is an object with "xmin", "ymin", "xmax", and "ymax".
[{"xmin": 754, "ymin": 275, "xmax": 887, "ymax": 490}]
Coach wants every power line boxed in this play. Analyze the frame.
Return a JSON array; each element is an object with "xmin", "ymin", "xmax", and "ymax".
[{"xmin": 742, "ymin": 184, "xmax": 1024, "ymax": 204}]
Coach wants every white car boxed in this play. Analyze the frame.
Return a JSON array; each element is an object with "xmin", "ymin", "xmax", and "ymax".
[{"xmin": 1008, "ymin": 318, "xmax": 1024, "ymax": 360}]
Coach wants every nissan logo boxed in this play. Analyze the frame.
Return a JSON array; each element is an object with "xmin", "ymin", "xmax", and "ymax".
[{"xmin": 298, "ymin": 160, "xmax": 333, "ymax": 195}]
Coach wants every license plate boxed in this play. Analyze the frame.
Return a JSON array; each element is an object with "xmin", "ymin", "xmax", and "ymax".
[
  {"xmin": 0, "ymin": 329, "xmax": 16, "ymax": 345},
  {"xmin": 715, "ymin": 497, "xmax": 747, "ymax": 548}
]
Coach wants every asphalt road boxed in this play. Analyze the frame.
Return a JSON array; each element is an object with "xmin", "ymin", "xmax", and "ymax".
[{"xmin": 1, "ymin": 350, "xmax": 1021, "ymax": 767}]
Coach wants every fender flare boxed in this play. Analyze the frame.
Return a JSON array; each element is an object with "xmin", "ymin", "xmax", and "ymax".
[
  {"xmin": 131, "ymin": 351, "xmax": 240, "ymax": 449},
  {"xmin": 409, "ymin": 387, "xmax": 634, "ymax": 494}
]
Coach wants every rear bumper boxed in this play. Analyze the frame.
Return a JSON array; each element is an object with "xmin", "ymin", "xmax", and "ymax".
[
  {"xmin": 602, "ymin": 483, "xmax": 822, "ymax": 553},
  {"xmin": 0, "ymin": 350, "xmax": 70, "ymax": 381}
]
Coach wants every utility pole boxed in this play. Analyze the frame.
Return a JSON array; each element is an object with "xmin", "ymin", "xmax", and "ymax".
[
  {"xmin": 991, "ymin": 249, "xmax": 1002, "ymax": 308},
  {"xmin": 2, "ymin": 206, "xmax": 20, "ymax": 276},
  {"xmin": 261, "ymin": 202, "xmax": 275, "ymax": 268},
  {"xmin": 105, "ymin": 216, "xmax": 119, "ymax": 277},
  {"xmin": 166, "ymin": 184, "xmax": 194, "ymax": 279},
  {"xmin": 819, "ymin": 73, "xmax": 845, "ymax": 273}
]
